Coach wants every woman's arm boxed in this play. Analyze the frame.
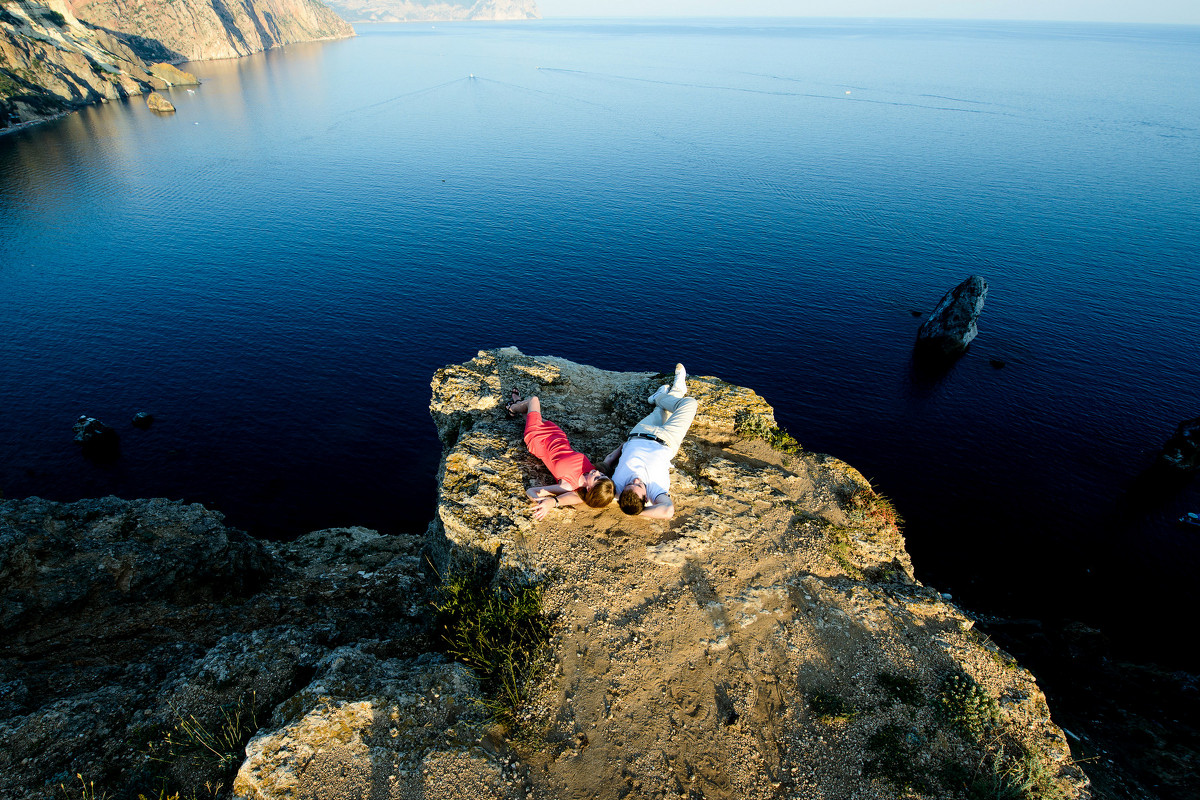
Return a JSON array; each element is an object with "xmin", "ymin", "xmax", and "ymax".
[
  {"xmin": 526, "ymin": 484, "xmax": 571, "ymax": 501},
  {"xmin": 528, "ymin": 490, "xmax": 583, "ymax": 521}
]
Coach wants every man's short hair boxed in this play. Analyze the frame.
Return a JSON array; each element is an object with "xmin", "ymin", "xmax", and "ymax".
[
  {"xmin": 583, "ymin": 477, "xmax": 615, "ymax": 508},
  {"xmin": 618, "ymin": 488, "xmax": 645, "ymax": 516}
]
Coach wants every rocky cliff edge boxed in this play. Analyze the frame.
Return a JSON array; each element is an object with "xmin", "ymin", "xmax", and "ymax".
[
  {"xmin": 0, "ymin": 348, "xmax": 1090, "ymax": 800},
  {"xmin": 1, "ymin": 0, "xmax": 351, "ymax": 132},
  {"xmin": 1, "ymin": 0, "xmax": 198, "ymax": 130}
]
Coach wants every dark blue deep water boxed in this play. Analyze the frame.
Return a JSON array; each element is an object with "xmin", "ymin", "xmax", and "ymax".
[{"xmin": 2, "ymin": 19, "xmax": 1198, "ymax": 664}]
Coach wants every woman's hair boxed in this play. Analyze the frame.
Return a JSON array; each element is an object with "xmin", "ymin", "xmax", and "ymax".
[
  {"xmin": 582, "ymin": 477, "xmax": 615, "ymax": 508},
  {"xmin": 618, "ymin": 488, "xmax": 645, "ymax": 516}
]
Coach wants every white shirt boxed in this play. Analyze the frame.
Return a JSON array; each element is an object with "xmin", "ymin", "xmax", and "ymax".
[{"xmin": 613, "ymin": 437, "xmax": 672, "ymax": 503}]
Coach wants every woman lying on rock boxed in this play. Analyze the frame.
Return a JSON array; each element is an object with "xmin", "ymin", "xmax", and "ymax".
[{"xmin": 508, "ymin": 392, "xmax": 616, "ymax": 520}]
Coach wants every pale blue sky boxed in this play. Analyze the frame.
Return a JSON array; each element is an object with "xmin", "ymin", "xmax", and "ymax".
[{"xmin": 537, "ymin": 0, "xmax": 1200, "ymax": 25}]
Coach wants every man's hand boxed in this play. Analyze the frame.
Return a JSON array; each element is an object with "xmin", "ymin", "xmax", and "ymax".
[{"xmin": 640, "ymin": 494, "xmax": 675, "ymax": 519}]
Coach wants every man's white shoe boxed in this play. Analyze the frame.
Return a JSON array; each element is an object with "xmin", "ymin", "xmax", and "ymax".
[
  {"xmin": 647, "ymin": 384, "xmax": 669, "ymax": 404},
  {"xmin": 670, "ymin": 363, "xmax": 688, "ymax": 396}
]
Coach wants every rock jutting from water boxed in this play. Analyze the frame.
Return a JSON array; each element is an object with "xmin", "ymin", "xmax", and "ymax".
[
  {"xmin": 0, "ymin": 350, "xmax": 1090, "ymax": 800},
  {"xmin": 72, "ymin": 414, "xmax": 119, "ymax": 457},
  {"xmin": 915, "ymin": 274, "xmax": 989, "ymax": 360},
  {"xmin": 1158, "ymin": 415, "xmax": 1200, "ymax": 472},
  {"xmin": 145, "ymin": 91, "xmax": 174, "ymax": 112}
]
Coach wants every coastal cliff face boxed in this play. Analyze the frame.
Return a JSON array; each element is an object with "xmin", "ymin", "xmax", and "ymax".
[
  {"xmin": 66, "ymin": 0, "xmax": 354, "ymax": 63},
  {"xmin": 1, "ymin": 0, "xmax": 350, "ymax": 132},
  {"xmin": 0, "ymin": 350, "xmax": 1090, "ymax": 800},
  {"xmin": 322, "ymin": 0, "xmax": 538, "ymax": 23},
  {"xmin": 0, "ymin": 0, "xmax": 197, "ymax": 130}
]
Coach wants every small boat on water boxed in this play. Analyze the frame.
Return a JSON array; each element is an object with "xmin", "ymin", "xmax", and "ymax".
[{"xmin": 1179, "ymin": 512, "xmax": 1200, "ymax": 529}]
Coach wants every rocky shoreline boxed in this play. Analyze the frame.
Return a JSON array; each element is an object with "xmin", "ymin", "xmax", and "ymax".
[
  {"xmin": 1, "ymin": 349, "xmax": 1090, "ymax": 799},
  {"xmin": 1, "ymin": 0, "xmax": 351, "ymax": 133}
]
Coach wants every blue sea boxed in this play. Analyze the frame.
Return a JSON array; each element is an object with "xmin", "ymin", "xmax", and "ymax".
[{"xmin": 2, "ymin": 18, "xmax": 1198, "ymax": 665}]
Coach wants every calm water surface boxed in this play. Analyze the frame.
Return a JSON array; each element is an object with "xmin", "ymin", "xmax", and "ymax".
[{"xmin": 2, "ymin": 19, "xmax": 1198, "ymax": 664}]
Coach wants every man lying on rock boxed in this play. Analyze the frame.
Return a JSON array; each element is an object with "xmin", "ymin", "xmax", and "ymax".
[
  {"xmin": 507, "ymin": 393, "xmax": 616, "ymax": 520},
  {"xmin": 603, "ymin": 363, "xmax": 697, "ymax": 520}
]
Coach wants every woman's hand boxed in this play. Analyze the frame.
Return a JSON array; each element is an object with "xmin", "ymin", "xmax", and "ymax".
[{"xmin": 530, "ymin": 496, "xmax": 554, "ymax": 521}]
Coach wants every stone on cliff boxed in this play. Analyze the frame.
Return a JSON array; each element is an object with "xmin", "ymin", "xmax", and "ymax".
[
  {"xmin": 148, "ymin": 61, "xmax": 198, "ymax": 85},
  {"xmin": 1158, "ymin": 416, "xmax": 1200, "ymax": 472},
  {"xmin": 146, "ymin": 90, "xmax": 174, "ymax": 111},
  {"xmin": 72, "ymin": 414, "xmax": 119, "ymax": 457},
  {"xmin": 915, "ymin": 275, "xmax": 989, "ymax": 359}
]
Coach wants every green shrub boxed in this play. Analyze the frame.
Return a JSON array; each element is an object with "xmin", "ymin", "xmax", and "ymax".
[
  {"xmin": 936, "ymin": 672, "xmax": 1000, "ymax": 740},
  {"xmin": 846, "ymin": 485, "xmax": 903, "ymax": 528},
  {"xmin": 432, "ymin": 569, "xmax": 549, "ymax": 725},
  {"xmin": 735, "ymin": 412, "xmax": 801, "ymax": 454},
  {"xmin": 950, "ymin": 740, "xmax": 1070, "ymax": 800}
]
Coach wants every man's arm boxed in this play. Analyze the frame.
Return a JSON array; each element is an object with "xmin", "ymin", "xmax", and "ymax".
[
  {"xmin": 601, "ymin": 442, "xmax": 623, "ymax": 473},
  {"xmin": 640, "ymin": 493, "xmax": 675, "ymax": 519}
]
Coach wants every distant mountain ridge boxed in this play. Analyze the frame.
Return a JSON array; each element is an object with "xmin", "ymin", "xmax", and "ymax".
[{"xmin": 323, "ymin": 0, "xmax": 538, "ymax": 23}]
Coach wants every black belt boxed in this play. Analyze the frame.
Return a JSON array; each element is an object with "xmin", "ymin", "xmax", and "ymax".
[{"xmin": 629, "ymin": 432, "xmax": 667, "ymax": 446}]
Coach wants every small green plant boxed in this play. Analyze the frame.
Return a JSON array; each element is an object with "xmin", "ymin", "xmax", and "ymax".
[
  {"xmin": 846, "ymin": 485, "xmax": 902, "ymax": 528},
  {"xmin": 432, "ymin": 568, "xmax": 549, "ymax": 725},
  {"xmin": 936, "ymin": 672, "xmax": 1000, "ymax": 741},
  {"xmin": 150, "ymin": 692, "xmax": 260, "ymax": 771},
  {"xmin": 822, "ymin": 523, "xmax": 864, "ymax": 579},
  {"xmin": 876, "ymin": 671, "xmax": 922, "ymax": 706},
  {"xmin": 951, "ymin": 739, "xmax": 1069, "ymax": 800},
  {"xmin": 735, "ymin": 412, "xmax": 801, "ymax": 454},
  {"xmin": 60, "ymin": 774, "xmax": 109, "ymax": 800},
  {"xmin": 807, "ymin": 690, "xmax": 858, "ymax": 723}
]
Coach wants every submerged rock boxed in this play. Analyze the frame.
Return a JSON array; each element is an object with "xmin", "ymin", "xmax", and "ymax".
[
  {"xmin": 72, "ymin": 414, "xmax": 119, "ymax": 458},
  {"xmin": 915, "ymin": 275, "xmax": 989, "ymax": 359},
  {"xmin": 132, "ymin": 411, "xmax": 155, "ymax": 428},
  {"xmin": 1159, "ymin": 416, "xmax": 1200, "ymax": 472}
]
